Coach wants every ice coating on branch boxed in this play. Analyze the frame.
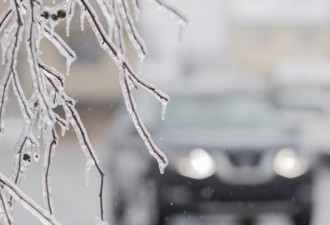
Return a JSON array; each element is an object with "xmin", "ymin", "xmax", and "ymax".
[
  {"xmin": 78, "ymin": 0, "xmax": 120, "ymax": 64},
  {"xmin": 151, "ymin": 0, "xmax": 188, "ymax": 40},
  {"xmin": 117, "ymin": 0, "xmax": 147, "ymax": 61},
  {"xmin": 41, "ymin": 128, "xmax": 57, "ymax": 215},
  {"xmin": 0, "ymin": 173, "xmax": 61, "ymax": 225},
  {"xmin": 0, "ymin": 191, "xmax": 13, "ymax": 225},
  {"xmin": 0, "ymin": 7, "xmax": 12, "ymax": 34},
  {"xmin": 94, "ymin": 217, "xmax": 109, "ymax": 225},
  {"xmin": 66, "ymin": 57, "xmax": 73, "ymax": 75},
  {"xmin": 132, "ymin": 0, "xmax": 141, "ymax": 21},
  {"xmin": 85, "ymin": 158, "xmax": 95, "ymax": 186},
  {"xmin": 161, "ymin": 99, "xmax": 168, "ymax": 120},
  {"xmin": 66, "ymin": 1, "xmax": 76, "ymax": 37},
  {"xmin": 80, "ymin": 8, "xmax": 85, "ymax": 31},
  {"xmin": 44, "ymin": 26, "xmax": 77, "ymax": 62},
  {"xmin": 119, "ymin": 73, "xmax": 168, "ymax": 173}
]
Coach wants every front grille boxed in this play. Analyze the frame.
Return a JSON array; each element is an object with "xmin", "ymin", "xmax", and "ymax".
[{"xmin": 228, "ymin": 152, "xmax": 261, "ymax": 167}]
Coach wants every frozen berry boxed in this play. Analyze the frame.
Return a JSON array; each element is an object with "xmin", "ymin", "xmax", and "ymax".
[
  {"xmin": 23, "ymin": 153, "xmax": 31, "ymax": 162},
  {"xmin": 41, "ymin": 11, "xmax": 49, "ymax": 19},
  {"xmin": 50, "ymin": 14, "xmax": 58, "ymax": 21},
  {"xmin": 57, "ymin": 10, "xmax": 66, "ymax": 19}
]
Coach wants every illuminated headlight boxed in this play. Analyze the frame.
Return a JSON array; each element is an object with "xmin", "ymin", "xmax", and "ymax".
[
  {"xmin": 273, "ymin": 148, "xmax": 308, "ymax": 179},
  {"xmin": 176, "ymin": 148, "xmax": 216, "ymax": 180}
]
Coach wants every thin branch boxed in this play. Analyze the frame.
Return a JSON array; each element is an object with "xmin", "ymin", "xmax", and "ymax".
[
  {"xmin": 62, "ymin": 97, "xmax": 105, "ymax": 220},
  {"xmin": 0, "ymin": 173, "xmax": 61, "ymax": 225},
  {"xmin": 120, "ymin": 73, "xmax": 168, "ymax": 170},
  {"xmin": 0, "ymin": 8, "xmax": 12, "ymax": 32},
  {"xmin": 0, "ymin": 24, "xmax": 22, "ymax": 132},
  {"xmin": 0, "ymin": 190, "xmax": 12, "ymax": 225},
  {"xmin": 25, "ymin": 0, "xmax": 55, "ymax": 123},
  {"xmin": 43, "ymin": 25, "xmax": 76, "ymax": 61},
  {"xmin": 39, "ymin": 63, "xmax": 65, "ymax": 87},
  {"xmin": 11, "ymin": 68, "xmax": 33, "ymax": 120},
  {"xmin": 79, "ymin": 0, "xmax": 169, "ymax": 102},
  {"xmin": 118, "ymin": 0, "xmax": 147, "ymax": 56},
  {"xmin": 43, "ymin": 128, "xmax": 58, "ymax": 215},
  {"xmin": 154, "ymin": 0, "xmax": 188, "ymax": 24},
  {"xmin": 123, "ymin": 62, "xmax": 169, "ymax": 102}
]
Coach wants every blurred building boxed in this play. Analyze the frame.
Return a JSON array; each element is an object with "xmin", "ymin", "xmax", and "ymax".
[
  {"xmin": 3, "ymin": 0, "xmax": 330, "ymax": 102},
  {"xmin": 227, "ymin": 0, "xmax": 330, "ymax": 77}
]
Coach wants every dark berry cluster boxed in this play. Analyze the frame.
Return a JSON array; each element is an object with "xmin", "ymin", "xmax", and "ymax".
[
  {"xmin": 41, "ymin": 9, "xmax": 66, "ymax": 21},
  {"xmin": 22, "ymin": 153, "xmax": 31, "ymax": 162}
]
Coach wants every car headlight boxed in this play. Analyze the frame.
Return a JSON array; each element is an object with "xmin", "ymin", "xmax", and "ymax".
[
  {"xmin": 176, "ymin": 148, "xmax": 216, "ymax": 180},
  {"xmin": 273, "ymin": 148, "xmax": 308, "ymax": 179}
]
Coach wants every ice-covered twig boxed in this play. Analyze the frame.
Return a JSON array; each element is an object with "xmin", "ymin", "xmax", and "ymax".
[
  {"xmin": 0, "ymin": 172, "xmax": 61, "ymax": 225},
  {"xmin": 11, "ymin": 68, "xmax": 33, "ymax": 121},
  {"xmin": 42, "ymin": 128, "xmax": 58, "ymax": 215},
  {"xmin": 43, "ymin": 25, "xmax": 76, "ymax": 62},
  {"xmin": 62, "ymin": 94, "xmax": 105, "ymax": 220},
  {"xmin": 0, "ymin": 8, "xmax": 12, "ymax": 32},
  {"xmin": 25, "ymin": 0, "xmax": 55, "ymax": 124},
  {"xmin": 78, "ymin": 0, "xmax": 169, "ymax": 102},
  {"xmin": 39, "ymin": 63, "xmax": 65, "ymax": 87},
  {"xmin": 154, "ymin": 0, "xmax": 188, "ymax": 25},
  {"xmin": 0, "ymin": 190, "xmax": 12, "ymax": 225},
  {"xmin": 117, "ymin": 0, "xmax": 147, "ymax": 58},
  {"xmin": 120, "ymin": 72, "xmax": 168, "ymax": 173},
  {"xmin": 123, "ymin": 62, "xmax": 169, "ymax": 102},
  {"xmin": 0, "ymin": 24, "xmax": 23, "ymax": 132},
  {"xmin": 131, "ymin": 0, "xmax": 142, "ymax": 20}
]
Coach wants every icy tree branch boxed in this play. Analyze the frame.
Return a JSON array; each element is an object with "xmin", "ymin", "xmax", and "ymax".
[
  {"xmin": 0, "ymin": 0, "xmax": 185, "ymax": 223},
  {"xmin": 0, "ymin": 172, "xmax": 61, "ymax": 225}
]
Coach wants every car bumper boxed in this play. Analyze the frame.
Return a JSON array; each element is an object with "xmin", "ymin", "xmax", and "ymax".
[{"xmin": 154, "ymin": 168, "xmax": 312, "ymax": 215}]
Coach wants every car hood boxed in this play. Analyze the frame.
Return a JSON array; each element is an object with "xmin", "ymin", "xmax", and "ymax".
[{"xmin": 160, "ymin": 128, "xmax": 295, "ymax": 150}]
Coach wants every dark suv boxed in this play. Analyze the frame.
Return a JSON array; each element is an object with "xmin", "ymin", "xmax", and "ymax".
[{"xmin": 109, "ymin": 90, "xmax": 314, "ymax": 225}]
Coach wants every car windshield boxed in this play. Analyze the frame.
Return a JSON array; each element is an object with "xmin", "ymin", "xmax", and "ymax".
[{"xmin": 162, "ymin": 94, "xmax": 279, "ymax": 129}]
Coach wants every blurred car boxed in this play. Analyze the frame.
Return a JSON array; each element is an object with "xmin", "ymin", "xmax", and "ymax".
[
  {"xmin": 109, "ymin": 81, "xmax": 315, "ymax": 225},
  {"xmin": 272, "ymin": 63, "xmax": 330, "ymax": 164}
]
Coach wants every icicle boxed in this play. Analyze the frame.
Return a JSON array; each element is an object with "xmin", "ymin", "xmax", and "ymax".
[
  {"xmin": 61, "ymin": 126, "xmax": 66, "ymax": 136},
  {"xmin": 65, "ymin": 1, "xmax": 76, "ymax": 37},
  {"xmin": 66, "ymin": 58, "xmax": 73, "ymax": 76},
  {"xmin": 85, "ymin": 158, "xmax": 95, "ymax": 186},
  {"xmin": 152, "ymin": 0, "xmax": 188, "ymax": 38},
  {"xmin": 80, "ymin": 9, "xmax": 85, "ymax": 32},
  {"xmin": 132, "ymin": 0, "xmax": 141, "ymax": 21},
  {"xmin": 161, "ymin": 100, "xmax": 167, "ymax": 120},
  {"xmin": 178, "ymin": 19, "xmax": 187, "ymax": 42},
  {"xmin": 94, "ymin": 217, "xmax": 109, "ymax": 225},
  {"xmin": 158, "ymin": 162, "xmax": 166, "ymax": 174},
  {"xmin": 37, "ymin": 116, "xmax": 43, "ymax": 139}
]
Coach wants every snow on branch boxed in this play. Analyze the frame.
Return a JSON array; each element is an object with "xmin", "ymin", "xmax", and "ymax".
[{"xmin": 0, "ymin": 0, "xmax": 184, "ymax": 223}]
